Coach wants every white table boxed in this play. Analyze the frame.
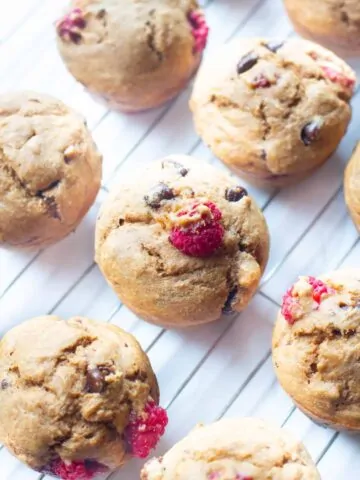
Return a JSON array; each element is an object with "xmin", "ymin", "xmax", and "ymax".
[{"xmin": 1, "ymin": 0, "xmax": 360, "ymax": 478}]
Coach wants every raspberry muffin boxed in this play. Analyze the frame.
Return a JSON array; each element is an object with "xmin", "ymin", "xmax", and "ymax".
[
  {"xmin": 0, "ymin": 316, "xmax": 167, "ymax": 479},
  {"xmin": 284, "ymin": 0, "xmax": 360, "ymax": 56},
  {"xmin": 56, "ymin": 0, "xmax": 209, "ymax": 112},
  {"xmin": 0, "ymin": 91, "xmax": 102, "ymax": 248},
  {"xmin": 345, "ymin": 142, "xmax": 360, "ymax": 231},
  {"xmin": 273, "ymin": 269, "xmax": 360, "ymax": 431},
  {"xmin": 95, "ymin": 155, "xmax": 269, "ymax": 327},
  {"xmin": 190, "ymin": 38, "xmax": 355, "ymax": 187},
  {"xmin": 141, "ymin": 417, "xmax": 320, "ymax": 479}
]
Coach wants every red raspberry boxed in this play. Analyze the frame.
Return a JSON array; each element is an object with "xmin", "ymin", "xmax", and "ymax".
[
  {"xmin": 125, "ymin": 401, "xmax": 168, "ymax": 459},
  {"xmin": 251, "ymin": 74, "xmax": 272, "ymax": 88},
  {"xmin": 56, "ymin": 8, "xmax": 86, "ymax": 44},
  {"xmin": 307, "ymin": 276, "xmax": 334, "ymax": 304},
  {"xmin": 169, "ymin": 201, "xmax": 224, "ymax": 257},
  {"xmin": 321, "ymin": 66, "xmax": 355, "ymax": 89},
  {"xmin": 281, "ymin": 276, "xmax": 334, "ymax": 325},
  {"xmin": 43, "ymin": 459, "xmax": 107, "ymax": 480},
  {"xmin": 188, "ymin": 10, "xmax": 209, "ymax": 54},
  {"xmin": 281, "ymin": 287, "xmax": 301, "ymax": 325},
  {"xmin": 236, "ymin": 476, "xmax": 253, "ymax": 480}
]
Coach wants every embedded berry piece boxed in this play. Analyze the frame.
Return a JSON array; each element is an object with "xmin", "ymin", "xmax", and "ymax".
[
  {"xmin": 264, "ymin": 41, "xmax": 284, "ymax": 53},
  {"xmin": 222, "ymin": 286, "xmax": 238, "ymax": 315},
  {"xmin": 307, "ymin": 276, "xmax": 335, "ymax": 304},
  {"xmin": 321, "ymin": 65, "xmax": 355, "ymax": 89},
  {"xmin": 250, "ymin": 73, "xmax": 272, "ymax": 89},
  {"xmin": 169, "ymin": 201, "xmax": 224, "ymax": 257},
  {"xmin": 43, "ymin": 459, "xmax": 107, "ymax": 480},
  {"xmin": 188, "ymin": 10, "xmax": 209, "ymax": 54},
  {"xmin": 56, "ymin": 8, "xmax": 87, "ymax": 44},
  {"xmin": 125, "ymin": 401, "xmax": 168, "ymax": 458},
  {"xmin": 225, "ymin": 186, "xmax": 248, "ymax": 202},
  {"xmin": 281, "ymin": 287, "xmax": 302, "ymax": 325},
  {"xmin": 301, "ymin": 117, "xmax": 324, "ymax": 146},
  {"xmin": 145, "ymin": 183, "xmax": 175, "ymax": 209},
  {"xmin": 236, "ymin": 475, "xmax": 253, "ymax": 480},
  {"xmin": 237, "ymin": 52, "xmax": 259, "ymax": 74}
]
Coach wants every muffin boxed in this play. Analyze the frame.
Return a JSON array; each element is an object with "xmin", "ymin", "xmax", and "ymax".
[
  {"xmin": 273, "ymin": 269, "xmax": 360, "ymax": 431},
  {"xmin": 0, "ymin": 316, "xmax": 168, "ymax": 479},
  {"xmin": 190, "ymin": 38, "xmax": 355, "ymax": 187},
  {"xmin": 95, "ymin": 155, "xmax": 269, "ymax": 328},
  {"xmin": 56, "ymin": 0, "xmax": 209, "ymax": 112},
  {"xmin": 141, "ymin": 417, "xmax": 320, "ymax": 479},
  {"xmin": 344, "ymin": 142, "xmax": 360, "ymax": 231},
  {"xmin": 283, "ymin": 0, "xmax": 360, "ymax": 56},
  {"xmin": 0, "ymin": 91, "xmax": 102, "ymax": 248}
]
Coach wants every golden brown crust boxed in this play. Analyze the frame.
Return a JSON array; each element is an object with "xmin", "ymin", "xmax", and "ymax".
[
  {"xmin": 0, "ymin": 91, "xmax": 102, "ymax": 248},
  {"xmin": 141, "ymin": 418, "xmax": 320, "ymax": 479},
  {"xmin": 0, "ymin": 316, "xmax": 159, "ymax": 470},
  {"xmin": 284, "ymin": 0, "xmax": 360, "ymax": 55},
  {"xmin": 56, "ymin": 0, "xmax": 203, "ymax": 112},
  {"xmin": 95, "ymin": 155, "xmax": 269, "ymax": 327},
  {"xmin": 273, "ymin": 269, "xmax": 360, "ymax": 432},
  {"xmin": 344, "ymin": 142, "xmax": 360, "ymax": 231},
  {"xmin": 190, "ymin": 38, "xmax": 355, "ymax": 187}
]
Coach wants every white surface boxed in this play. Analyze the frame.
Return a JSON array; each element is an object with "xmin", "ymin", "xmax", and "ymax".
[{"xmin": 0, "ymin": 0, "xmax": 360, "ymax": 479}]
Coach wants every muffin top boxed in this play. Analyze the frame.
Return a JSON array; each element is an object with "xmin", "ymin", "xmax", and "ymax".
[
  {"xmin": 0, "ymin": 91, "xmax": 102, "ymax": 247},
  {"xmin": 95, "ymin": 155, "xmax": 269, "ymax": 327},
  {"xmin": 345, "ymin": 142, "xmax": 360, "ymax": 231},
  {"xmin": 56, "ymin": 0, "xmax": 207, "ymax": 109},
  {"xmin": 0, "ymin": 316, "xmax": 164, "ymax": 473},
  {"xmin": 273, "ymin": 269, "xmax": 360, "ymax": 430},
  {"xmin": 141, "ymin": 417, "xmax": 320, "ymax": 480},
  {"xmin": 190, "ymin": 38, "xmax": 355, "ymax": 181}
]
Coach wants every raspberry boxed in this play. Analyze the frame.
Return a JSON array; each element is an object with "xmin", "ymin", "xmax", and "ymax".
[
  {"xmin": 251, "ymin": 74, "xmax": 272, "ymax": 88},
  {"xmin": 321, "ymin": 66, "xmax": 355, "ymax": 89},
  {"xmin": 281, "ymin": 287, "xmax": 301, "ymax": 325},
  {"xmin": 169, "ymin": 201, "xmax": 224, "ymax": 257},
  {"xmin": 281, "ymin": 276, "xmax": 334, "ymax": 324},
  {"xmin": 188, "ymin": 10, "xmax": 209, "ymax": 54},
  {"xmin": 43, "ymin": 459, "xmax": 107, "ymax": 480},
  {"xmin": 56, "ymin": 8, "xmax": 86, "ymax": 44},
  {"xmin": 307, "ymin": 276, "xmax": 334, "ymax": 304},
  {"xmin": 236, "ymin": 476, "xmax": 253, "ymax": 480},
  {"xmin": 125, "ymin": 401, "xmax": 168, "ymax": 459}
]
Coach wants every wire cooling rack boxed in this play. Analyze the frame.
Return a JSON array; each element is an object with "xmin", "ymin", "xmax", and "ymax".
[{"xmin": 1, "ymin": 0, "xmax": 360, "ymax": 478}]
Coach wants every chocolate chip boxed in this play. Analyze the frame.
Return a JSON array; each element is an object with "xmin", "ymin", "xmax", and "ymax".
[
  {"xmin": 162, "ymin": 159, "xmax": 188, "ymax": 177},
  {"xmin": 222, "ymin": 287, "xmax": 238, "ymax": 314},
  {"xmin": 97, "ymin": 9, "xmax": 106, "ymax": 19},
  {"xmin": 301, "ymin": 117, "xmax": 323, "ymax": 146},
  {"xmin": 0, "ymin": 379, "xmax": 10, "ymax": 390},
  {"xmin": 144, "ymin": 183, "xmax": 175, "ymax": 209},
  {"xmin": 260, "ymin": 149, "xmax": 267, "ymax": 161},
  {"xmin": 86, "ymin": 367, "xmax": 105, "ymax": 393},
  {"xmin": 119, "ymin": 218, "xmax": 124, "ymax": 226},
  {"xmin": 225, "ymin": 186, "xmax": 248, "ymax": 202},
  {"xmin": 237, "ymin": 52, "xmax": 258, "ymax": 74},
  {"xmin": 264, "ymin": 41, "xmax": 284, "ymax": 53}
]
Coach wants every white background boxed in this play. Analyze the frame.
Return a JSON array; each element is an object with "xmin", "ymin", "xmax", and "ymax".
[{"xmin": 1, "ymin": 0, "xmax": 360, "ymax": 478}]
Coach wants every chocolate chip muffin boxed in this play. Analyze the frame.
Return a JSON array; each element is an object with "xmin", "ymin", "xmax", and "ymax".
[
  {"xmin": 95, "ymin": 155, "xmax": 269, "ymax": 328},
  {"xmin": 190, "ymin": 38, "xmax": 356, "ymax": 187},
  {"xmin": 56, "ymin": 0, "xmax": 209, "ymax": 113},
  {"xmin": 345, "ymin": 142, "xmax": 360, "ymax": 231},
  {"xmin": 0, "ymin": 316, "xmax": 168, "ymax": 479},
  {"xmin": 284, "ymin": 0, "xmax": 360, "ymax": 56},
  {"xmin": 0, "ymin": 91, "xmax": 102, "ymax": 248},
  {"xmin": 273, "ymin": 269, "xmax": 360, "ymax": 431},
  {"xmin": 141, "ymin": 417, "xmax": 320, "ymax": 479}
]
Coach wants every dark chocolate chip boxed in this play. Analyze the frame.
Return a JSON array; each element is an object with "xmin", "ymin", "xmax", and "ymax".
[
  {"xmin": 237, "ymin": 52, "xmax": 259, "ymax": 74},
  {"xmin": 0, "ymin": 379, "xmax": 10, "ymax": 390},
  {"xmin": 86, "ymin": 367, "xmax": 105, "ymax": 393},
  {"xmin": 162, "ymin": 159, "xmax": 188, "ymax": 177},
  {"xmin": 225, "ymin": 186, "xmax": 248, "ymax": 202},
  {"xmin": 260, "ymin": 149, "xmax": 267, "ymax": 161},
  {"xmin": 144, "ymin": 183, "xmax": 175, "ymax": 209},
  {"xmin": 119, "ymin": 218, "xmax": 125, "ymax": 226},
  {"xmin": 222, "ymin": 287, "xmax": 238, "ymax": 315},
  {"xmin": 264, "ymin": 41, "xmax": 284, "ymax": 53},
  {"xmin": 301, "ymin": 117, "xmax": 323, "ymax": 146},
  {"xmin": 97, "ymin": 8, "xmax": 106, "ymax": 19}
]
